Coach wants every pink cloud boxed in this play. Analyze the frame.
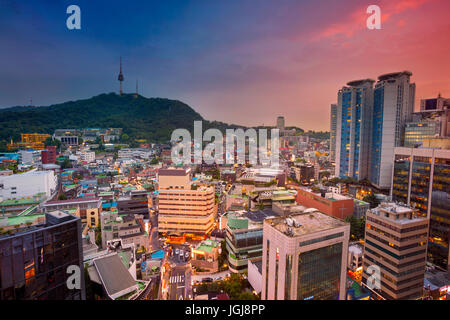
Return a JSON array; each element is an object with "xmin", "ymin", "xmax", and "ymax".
[{"xmin": 313, "ymin": 0, "xmax": 436, "ymax": 41}]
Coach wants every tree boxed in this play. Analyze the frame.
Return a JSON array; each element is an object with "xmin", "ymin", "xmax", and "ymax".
[
  {"xmin": 44, "ymin": 137, "xmax": 61, "ymax": 148},
  {"xmin": 0, "ymin": 139, "xmax": 8, "ymax": 152},
  {"xmin": 120, "ymin": 133, "xmax": 129, "ymax": 142},
  {"xmin": 363, "ymin": 193, "xmax": 380, "ymax": 209},
  {"xmin": 58, "ymin": 194, "xmax": 68, "ymax": 200},
  {"xmin": 95, "ymin": 225, "xmax": 102, "ymax": 247},
  {"xmin": 321, "ymin": 171, "xmax": 331, "ymax": 179},
  {"xmin": 218, "ymin": 240, "xmax": 228, "ymax": 270},
  {"xmin": 345, "ymin": 216, "xmax": 366, "ymax": 240},
  {"xmin": 237, "ymin": 291, "xmax": 257, "ymax": 300},
  {"xmin": 60, "ymin": 158, "xmax": 72, "ymax": 169}
]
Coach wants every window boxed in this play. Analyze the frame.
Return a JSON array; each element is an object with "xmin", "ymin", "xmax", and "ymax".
[{"xmin": 297, "ymin": 243, "xmax": 342, "ymax": 300}]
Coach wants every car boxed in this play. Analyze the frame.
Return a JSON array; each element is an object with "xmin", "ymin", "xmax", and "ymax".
[
  {"xmin": 185, "ymin": 252, "xmax": 190, "ymax": 258},
  {"xmin": 175, "ymin": 248, "xmax": 180, "ymax": 255},
  {"xmin": 215, "ymin": 276, "xmax": 223, "ymax": 281},
  {"xmin": 202, "ymin": 277, "xmax": 213, "ymax": 283}
]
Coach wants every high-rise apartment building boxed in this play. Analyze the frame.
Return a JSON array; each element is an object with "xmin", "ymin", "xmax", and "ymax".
[
  {"xmin": 276, "ymin": 116, "xmax": 285, "ymax": 131},
  {"xmin": 391, "ymin": 146, "xmax": 450, "ymax": 271},
  {"xmin": 158, "ymin": 167, "xmax": 216, "ymax": 236},
  {"xmin": 330, "ymin": 104, "xmax": 337, "ymax": 162},
  {"xmin": 0, "ymin": 211, "xmax": 85, "ymax": 300},
  {"xmin": 261, "ymin": 209, "xmax": 349, "ymax": 300},
  {"xmin": 335, "ymin": 79, "xmax": 374, "ymax": 180},
  {"xmin": 370, "ymin": 71, "xmax": 415, "ymax": 189},
  {"xmin": 362, "ymin": 202, "xmax": 428, "ymax": 300}
]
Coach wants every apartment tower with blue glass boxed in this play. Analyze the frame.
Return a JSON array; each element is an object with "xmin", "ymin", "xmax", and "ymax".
[
  {"xmin": 335, "ymin": 79, "xmax": 374, "ymax": 180},
  {"xmin": 330, "ymin": 104, "xmax": 337, "ymax": 162},
  {"xmin": 370, "ymin": 71, "xmax": 416, "ymax": 189}
]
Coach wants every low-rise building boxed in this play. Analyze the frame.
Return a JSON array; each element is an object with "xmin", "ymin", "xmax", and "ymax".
[
  {"xmin": 226, "ymin": 209, "xmax": 279, "ymax": 273},
  {"xmin": 353, "ymin": 199, "xmax": 370, "ymax": 219},
  {"xmin": 191, "ymin": 239, "xmax": 221, "ymax": 272},
  {"xmin": 43, "ymin": 197, "xmax": 102, "ymax": 227},
  {"xmin": 0, "ymin": 170, "xmax": 57, "ymax": 200},
  {"xmin": 100, "ymin": 210, "xmax": 149, "ymax": 252},
  {"xmin": 348, "ymin": 243, "xmax": 363, "ymax": 271},
  {"xmin": 295, "ymin": 187, "xmax": 354, "ymax": 220}
]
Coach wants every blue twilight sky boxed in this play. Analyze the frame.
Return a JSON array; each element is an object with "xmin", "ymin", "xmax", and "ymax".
[{"xmin": 1, "ymin": 0, "xmax": 450, "ymax": 130}]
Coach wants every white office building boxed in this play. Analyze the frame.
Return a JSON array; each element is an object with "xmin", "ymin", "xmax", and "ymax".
[
  {"xmin": 118, "ymin": 148, "xmax": 153, "ymax": 160},
  {"xmin": 77, "ymin": 151, "xmax": 96, "ymax": 163},
  {"xmin": 0, "ymin": 170, "xmax": 57, "ymax": 199},
  {"xmin": 18, "ymin": 150, "xmax": 42, "ymax": 166}
]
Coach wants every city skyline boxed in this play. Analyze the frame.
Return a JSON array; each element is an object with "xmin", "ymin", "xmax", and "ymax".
[{"xmin": 1, "ymin": 0, "xmax": 450, "ymax": 131}]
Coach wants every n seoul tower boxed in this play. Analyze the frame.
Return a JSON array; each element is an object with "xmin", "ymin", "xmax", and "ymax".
[{"xmin": 118, "ymin": 57, "xmax": 124, "ymax": 95}]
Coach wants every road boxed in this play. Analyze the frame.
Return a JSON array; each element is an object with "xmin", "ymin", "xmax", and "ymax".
[
  {"xmin": 167, "ymin": 265, "xmax": 192, "ymax": 300},
  {"xmin": 191, "ymin": 269, "xmax": 230, "ymax": 282}
]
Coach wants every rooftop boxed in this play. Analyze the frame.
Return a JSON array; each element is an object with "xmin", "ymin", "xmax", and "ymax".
[
  {"xmin": 0, "ymin": 198, "xmax": 40, "ymax": 207},
  {"xmin": 1, "ymin": 213, "xmax": 45, "ymax": 227},
  {"xmin": 196, "ymin": 239, "xmax": 220, "ymax": 253},
  {"xmin": 45, "ymin": 197, "xmax": 101, "ymax": 205},
  {"xmin": 158, "ymin": 167, "xmax": 191, "ymax": 176},
  {"xmin": 368, "ymin": 202, "xmax": 427, "ymax": 224},
  {"xmin": 227, "ymin": 209, "xmax": 280, "ymax": 230},
  {"xmin": 93, "ymin": 253, "xmax": 137, "ymax": 299},
  {"xmin": 265, "ymin": 209, "xmax": 348, "ymax": 237}
]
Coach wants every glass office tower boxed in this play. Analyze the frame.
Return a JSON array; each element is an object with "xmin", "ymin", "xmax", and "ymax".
[
  {"xmin": 391, "ymin": 147, "xmax": 450, "ymax": 271},
  {"xmin": 261, "ymin": 210, "xmax": 349, "ymax": 300},
  {"xmin": 0, "ymin": 211, "xmax": 85, "ymax": 300}
]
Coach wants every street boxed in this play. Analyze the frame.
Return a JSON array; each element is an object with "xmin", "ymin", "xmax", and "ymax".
[{"xmin": 167, "ymin": 265, "xmax": 192, "ymax": 300}]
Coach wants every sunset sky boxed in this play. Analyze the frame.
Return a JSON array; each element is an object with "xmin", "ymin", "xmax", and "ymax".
[{"xmin": 1, "ymin": 0, "xmax": 449, "ymax": 131}]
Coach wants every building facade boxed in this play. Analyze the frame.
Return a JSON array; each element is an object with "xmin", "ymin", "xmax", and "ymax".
[
  {"xmin": 261, "ymin": 210, "xmax": 349, "ymax": 300},
  {"xmin": 330, "ymin": 104, "xmax": 337, "ymax": 162},
  {"xmin": 41, "ymin": 146, "xmax": 57, "ymax": 165},
  {"xmin": 335, "ymin": 79, "xmax": 374, "ymax": 180},
  {"xmin": 0, "ymin": 170, "xmax": 57, "ymax": 200},
  {"xmin": 117, "ymin": 190, "xmax": 151, "ymax": 219},
  {"xmin": 404, "ymin": 121, "xmax": 441, "ymax": 147},
  {"xmin": 362, "ymin": 203, "xmax": 428, "ymax": 300},
  {"xmin": 225, "ymin": 210, "xmax": 275, "ymax": 273},
  {"xmin": 0, "ymin": 211, "xmax": 85, "ymax": 300},
  {"xmin": 158, "ymin": 167, "xmax": 216, "ymax": 236},
  {"xmin": 295, "ymin": 187, "xmax": 354, "ymax": 220},
  {"xmin": 370, "ymin": 71, "xmax": 415, "ymax": 189},
  {"xmin": 391, "ymin": 147, "xmax": 450, "ymax": 271}
]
